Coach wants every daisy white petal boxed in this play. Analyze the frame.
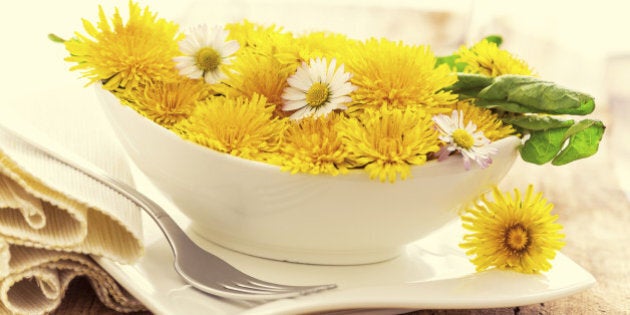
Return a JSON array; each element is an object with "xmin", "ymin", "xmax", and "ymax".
[
  {"xmin": 287, "ymin": 74, "xmax": 312, "ymax": 91},
  {"xmin": 290, "ymin": 107, "xmax": 311, "ymax": 120},
  {"xmin": 331, "ymin": 82, "xmax": 357, "ymax": 97},
  {"xmin": 204, "ymin": 70, "xmax": 224, "ymax": 84},
  {"xmin": 329, "ymin": 95, "xmax": 352, "ymax": 104},
  {"xmin": 181, "ymin": 67, "xmax": 203, "ymax": 79},
  {"xmin": 330, "ymin": 69, "xmax": 351, "ymax": 89},
  {"xmin": 326, "ymin": 59, "xmax": 337, "ymax": 80},
  {"xmin": 222, "ymin": 40, "xmax": 240, "ymax": 56},
  {"xmin": 283, "ymin": 89, "xmax": 308, "ymax": 101},
  {"xmin": 283, "ymin": 100, "xmax": 308, "ymax": 111}
]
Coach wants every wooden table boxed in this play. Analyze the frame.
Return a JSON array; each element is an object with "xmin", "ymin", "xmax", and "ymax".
[{"xmin": 53, "ymin": 107, "xmax": 630, "ymax": 314}]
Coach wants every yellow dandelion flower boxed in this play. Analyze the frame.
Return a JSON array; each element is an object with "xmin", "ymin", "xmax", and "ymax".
[
  {"xmin": 116, "ymin": 73, "xmax": 211, "ymax": 128},
  {"xmin": 460, "ymin": 185, "xmax": 565, "ymax": 274},
  {"xmin": 64, "ymin": 1, "xmax": 182, "ymax": 91},
  {"xmin": 214, "ymin": 49, "xmax": 294, "ymax": 116},
  {"xmin": 339, "ymin": 106, "xmax": 441, "ymax": 183},
  {"xmin": 225, "ymin": 20, "xmax": 290, "ymax": 55},
  {"xmin": 275, "ymin": 31, "xmax": 358, "ymax": 67},
  {"xmin": 173, "ymin": 94, "xmax": 287, "ymax": 161},
  {"xmin": 452, "ymin": 100, "xmax": 516, "ymax": 141},
  {"xmin": 457, "ymin": 39, "xmax": 534, "ymax": 77},
  {"xmin": 344, "ymin": 38, "xmax": 458, "ymax": 116},
  {"xmin": 277, "ymin": 114, "xmax": 350, "ymax": 176},
  {"xmin": 216, "ymin": 20, "xmax": 297, "ymax": 116}
]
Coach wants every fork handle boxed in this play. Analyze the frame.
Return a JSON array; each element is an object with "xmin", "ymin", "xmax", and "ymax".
[{"xmin": 102, "ymin": 178, "xmax": 194, "ymax": 258}]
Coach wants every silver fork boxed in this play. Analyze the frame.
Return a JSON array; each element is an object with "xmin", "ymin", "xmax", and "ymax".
[{"xmin": 0, "ymin": 124, "xmax": 337, "ymax": 301}]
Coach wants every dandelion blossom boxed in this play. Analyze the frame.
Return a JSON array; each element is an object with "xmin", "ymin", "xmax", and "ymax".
[
  {"xmin": 64, "ymin": 1, "xmax": 181, "ymax": 91},
  {"xmin": 344, "ymin": 38, "xmax": 457, "ymax": 115},
  {"xmin": 174, "ymin": 25, "xmax": 239, "ymax": 84},
  {"xmin": 282, "ymin": 58, "xmax": 356, "ymax": 120},
  {"xmin": 173, "ymin": 94, "xmax": 286, "ymax": 161},
  {"xmin": 339, "ymin": 107, "xmax": 441, "ymax": 183},
  {"xmin": 216, "ymin": 50, "xmax": 294, "ymax": 116},
  {"xmin": 275, "ymin": 31, "xmax": 358, "ymax": 68},
  {"xmin": 277, "ymin": 114, "xmax": 350, "ymax": 176},
  {"xmin": 117, "ymin": 75, "xmax": 210, "ymax": 128},
  {"xmin": 433, "ymin": 110, "xmax": 497, "ymax": 170},
  {"xmin": 225, "ymin": 20, "xmax": 290, "ymax": 56},
  {"xmin": 460, "ymin": 185, "xmax": 565, "ymax": 273},
  {"xmin": 457, "ymin": 39, "xmax": 534, "ymax": 77}
]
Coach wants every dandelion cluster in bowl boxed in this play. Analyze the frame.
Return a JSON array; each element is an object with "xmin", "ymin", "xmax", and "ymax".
[
  {"xmin": 57, "ymin": 2, "xmax": 604, "ymax": 183},
  {"xmin": 54, "ymin": 2, "xmax": 604, "ymax": 267}
]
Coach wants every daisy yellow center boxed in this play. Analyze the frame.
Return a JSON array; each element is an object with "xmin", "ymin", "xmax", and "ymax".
[
  {"xmin": 452, "ymin": 128, "xmax": 474, "ymax": 149},
  {"xmin": 195, "ymin": 47, "xmax": 221, "ymax": 72},
  {"xmin": 505, "ymin": 224, "xmax": 530, "ymax": 253},
  {"xmin": 306, "ymin": 82, "xmax": 330, "ymax": 108}
]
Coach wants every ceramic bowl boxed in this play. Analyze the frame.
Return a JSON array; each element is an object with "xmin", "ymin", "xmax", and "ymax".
[{"xmin": 96, "ymin": 87, "xmax": 521, "ymax": 265}]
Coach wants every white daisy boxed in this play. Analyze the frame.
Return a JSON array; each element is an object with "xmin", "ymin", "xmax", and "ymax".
[
  {"xmin": 173, "ymin": 24, "xmax": 239, "ymax": 84},
  {"xmin": 282, "ymin": 58, "xmax": 356, "ymax": 120},
  {"xmin": 432, "ymin": 110, "xmax": 497, "ymax": 170}
]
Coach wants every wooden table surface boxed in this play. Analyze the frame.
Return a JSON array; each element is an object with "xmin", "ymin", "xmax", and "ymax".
[{"xmin": 52, "ymin": 107, "xmax": 630, "ymax": 314}]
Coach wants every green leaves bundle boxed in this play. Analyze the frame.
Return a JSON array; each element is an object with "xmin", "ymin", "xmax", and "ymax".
[{"xmin": 448, "ymin": 73, "xmax": 605, "ymax": 165}]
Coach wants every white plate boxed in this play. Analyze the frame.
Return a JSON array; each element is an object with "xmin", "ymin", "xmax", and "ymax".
[{"xmin": 95, "ymin": 171, "xmax": 596, "ymax": 315}]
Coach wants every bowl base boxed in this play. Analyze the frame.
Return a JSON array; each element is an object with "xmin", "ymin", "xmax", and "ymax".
[{"xmin": 189, "ymin": 224, "xmax": 403, "ymax": 266}]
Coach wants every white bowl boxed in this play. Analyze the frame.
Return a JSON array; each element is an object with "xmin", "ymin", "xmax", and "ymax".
[{"xmin": 96, "ymin": 87, "xmax": 521, "ymax": 265}]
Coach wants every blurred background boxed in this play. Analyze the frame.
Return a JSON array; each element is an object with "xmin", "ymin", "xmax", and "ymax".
[
  {"xmin": 3, "ymin": 0, "xmax": 629, "ymax": 101},
  {"xmin": 0, "ymin": 0, "xmax": 628, "ymax": 194}
]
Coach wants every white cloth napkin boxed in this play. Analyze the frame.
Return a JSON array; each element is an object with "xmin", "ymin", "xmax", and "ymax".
[{"xmin": 0, "ymin": 87, "xmax": 146, "ymax": 314}]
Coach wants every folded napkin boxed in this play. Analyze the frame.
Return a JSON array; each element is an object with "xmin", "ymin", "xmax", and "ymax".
[{"xmin": 0, "ymin": 92, "xmax": 147, "ymax": 314}]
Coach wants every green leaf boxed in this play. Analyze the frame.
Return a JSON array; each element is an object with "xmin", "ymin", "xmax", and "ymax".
[
  {"xmin": 484, "ymin": 35, "xmax": 503, "ymax": 46},
  {"xmin": 435, "ymin": 55, "xmax": 467, "ymax": 72},
  {"xmin": 552, "ymin": 120, "xmax": 605, "ymax": 165},
  {"xmin": 474, "ymin": 100, "xmax": 539, "ymax": 113},
  {"xmin": 447, "ymin": 73, "xmax": 494, "ymax": 93},
  {"xmin": 561, "ymin": 119, "xmax": 599, "ymax": 140},
  {"xmin": 48, "ymin": 33, "xmax": 66, "ymax": 43},
  {"xmin": 547, "ymin": 98, "xmax": 595, "ymax": 115},
  {"xmin": 501, "ymin": 116, "xmax": 575, "ymax": 131},
  {"xmin": 477, "ymin": 75, "xmax": 596, "ymax": 115},
  {"xmin": 509, "ymin": 80, "xmax": 594, "ymax": 114},
  {"xmin": 520, "ymin": 127, "xmax": 569, "ymax": 164},
  {"xmin": 456, "ymin": 89, "xmax": 485, "ymax": 100},
  {"xmin": 477, "ymin": 75, "xmax": 538, "ymax": 100}
]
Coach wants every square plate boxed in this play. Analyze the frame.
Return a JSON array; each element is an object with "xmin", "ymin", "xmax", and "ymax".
[{"xmin": 96, "ymin": 174, "xmax": 595, "ymax": 315}]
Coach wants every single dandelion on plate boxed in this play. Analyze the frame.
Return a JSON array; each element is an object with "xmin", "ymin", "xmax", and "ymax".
[
  {"xmin": 432, "ymin": 110, "xmax": 497, "ymax": 170},
  {"xmin": 460, "ymin": 185, "xmax": 565, "ymax": 273},
  {"xmin": 282, "ymin": 58, "xmax": 356, "ymax": 120},
  {"xmin": 174, "ymin": 24, "xmax": 240, "ymax": 84}
]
